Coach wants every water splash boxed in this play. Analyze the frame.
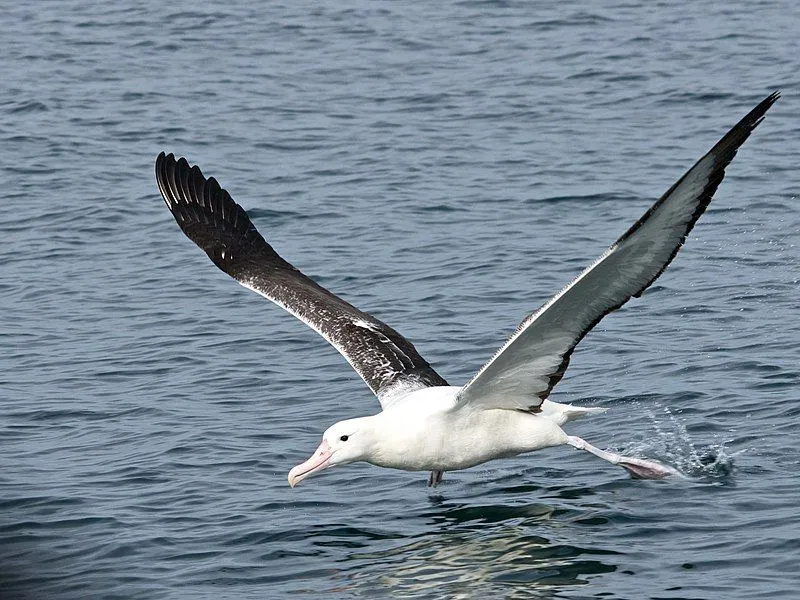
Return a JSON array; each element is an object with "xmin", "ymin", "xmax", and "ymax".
[{"xmin": 618, "ymin": 407, "xmax": 738, "ymax": 480}]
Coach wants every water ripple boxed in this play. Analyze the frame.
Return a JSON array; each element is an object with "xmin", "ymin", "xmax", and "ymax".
[{"xmin": 2, "ymin": 0, "xmax": 799, "ymax": 598}]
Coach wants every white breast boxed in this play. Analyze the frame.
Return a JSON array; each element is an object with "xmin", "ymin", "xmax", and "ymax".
[{"xmin": 368, "ymin": 386, "xmax": 568, "ymax": 472}]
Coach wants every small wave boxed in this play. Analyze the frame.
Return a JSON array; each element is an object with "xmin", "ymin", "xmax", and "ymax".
[{"xmin": 6, "ymin": 100, "xmax": 48, "ymax": 114}]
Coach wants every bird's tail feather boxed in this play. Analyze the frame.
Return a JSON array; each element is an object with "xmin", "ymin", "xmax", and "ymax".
[{"xmin": 540, "ymin": 401, "xmax": 607, "ymax": 426}]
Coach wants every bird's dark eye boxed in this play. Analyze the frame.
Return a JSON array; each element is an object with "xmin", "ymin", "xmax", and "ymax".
[{"xmin": 340, "ymin": 435, "xmax": 349, "ymax": 442}]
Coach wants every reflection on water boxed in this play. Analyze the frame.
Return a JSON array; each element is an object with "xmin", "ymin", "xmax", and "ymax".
[{"xmin": 337, "ymin": 500, "xmax": 618, "ymax": 598}]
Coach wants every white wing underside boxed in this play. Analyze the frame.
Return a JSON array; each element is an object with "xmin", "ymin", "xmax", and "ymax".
[{"xmin": 456, "ymin": 93, "xmax": 778, "ymax": 413}]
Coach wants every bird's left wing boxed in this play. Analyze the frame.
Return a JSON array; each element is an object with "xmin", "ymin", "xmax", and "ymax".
[
  {"xmin": 456, "ymin": 92, "xmax": 779, "ymax": 413},
  {"xmin": 155, "ymin": 152, "xmax": 447, "ymax": 407}
]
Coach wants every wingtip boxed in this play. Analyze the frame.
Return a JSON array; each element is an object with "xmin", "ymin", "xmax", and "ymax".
[
  {"xmin": 759, "ymin": 90, "xmax": 780, "ymax": 122},
  {"xmin": 155, "ymin": 151, "xmax": 172, "ymax": 171},
  {"xmin": 154, "ymin": 152, "xmax": 273, "ymax": 274},
  {"xmin": 747, "ymin": 91, "xmax": 780, "ymax": 129},
  {"xmin": 761, "ymin": 90, "xmax": 780, "ymax": 113}
]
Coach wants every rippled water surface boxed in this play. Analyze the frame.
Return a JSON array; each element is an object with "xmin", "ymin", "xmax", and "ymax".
[{"xmin": 2, "ymin": 1, "xmax": 799, "ymax": 598}]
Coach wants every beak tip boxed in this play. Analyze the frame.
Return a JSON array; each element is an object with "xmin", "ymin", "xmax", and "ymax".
[{"xmin": 287, "ymin": 440, "xmax": 332, "ymax": 488}]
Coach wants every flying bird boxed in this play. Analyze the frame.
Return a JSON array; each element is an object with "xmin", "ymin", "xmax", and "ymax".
[{"xmin": 155, "ymin": 92, "xmax": 778, "ymax": 488}]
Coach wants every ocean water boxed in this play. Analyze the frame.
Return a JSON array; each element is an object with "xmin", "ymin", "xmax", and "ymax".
[{"xmin": 2, "ymin": 1, "xmax": 799, "ymax": 598}]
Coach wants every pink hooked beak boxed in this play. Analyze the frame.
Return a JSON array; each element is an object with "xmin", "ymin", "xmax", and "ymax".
[{"xmin": 288, "ymin": 439, "xmax": 332, "ymax": 487}]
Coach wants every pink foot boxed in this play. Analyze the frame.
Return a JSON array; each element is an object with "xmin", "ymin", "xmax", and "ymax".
[
  {"xmin": 567, "ymin": 436, "xmax": 680, "ymax": 480},
  {"xmin": 616, "ymin": 456, "xmax": 681, "ymax": 480}
]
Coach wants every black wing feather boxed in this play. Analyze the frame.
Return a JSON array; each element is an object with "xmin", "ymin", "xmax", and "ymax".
[{"xmin": 156, "ymin": 152, "xmax": 448, "ymax": 405}]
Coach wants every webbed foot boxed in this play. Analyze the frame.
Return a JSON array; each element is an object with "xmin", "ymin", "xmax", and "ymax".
[
  {"xmin": 617, "ymin": 456, "xmax": 681, "ymax": 479},
  {"xmin": 567, "ymin": 435, "xmax": 680, "ymax": 480}
]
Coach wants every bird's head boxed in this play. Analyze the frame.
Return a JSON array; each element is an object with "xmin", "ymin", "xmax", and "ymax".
[{"xmin": 287, "ymin": 417, "xmax": 375, "ymax": 487}]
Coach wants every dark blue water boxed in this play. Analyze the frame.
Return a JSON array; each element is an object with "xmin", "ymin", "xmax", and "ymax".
[{"xmin": 2, "ymin": 1, "xmax": 799, "ymax": 598}]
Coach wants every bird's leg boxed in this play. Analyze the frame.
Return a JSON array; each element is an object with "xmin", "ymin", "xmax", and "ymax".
[
  {"xmin": 566, "ymin": 436, "xmax": 681, "ymax": 479},
  {"xmin": 427, "ymin": 470, "xmax": 444, "ymax": 487}
]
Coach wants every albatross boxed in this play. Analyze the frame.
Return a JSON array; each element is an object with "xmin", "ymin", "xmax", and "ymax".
[{"xmin": 155, "ymin": 92, "xmax": 778, "ymax": 488}]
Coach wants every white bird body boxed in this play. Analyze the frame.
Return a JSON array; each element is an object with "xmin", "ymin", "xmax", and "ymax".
[
  {"xmin": 364, "ymin": 387, "xmax": 570, "ymax": 472},
  {"xmin": 155, "ymin": 92, "xmax": 778, "ymax": 489}
]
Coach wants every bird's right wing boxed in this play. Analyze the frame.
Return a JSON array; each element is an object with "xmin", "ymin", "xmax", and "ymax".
[
  {"xmin": 155, "ymin": 152, "xmax": 447, "ymax": 408},
  {"xmin": 456, "ymin": 92, "xmax": 779, "ymax": 413}
]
